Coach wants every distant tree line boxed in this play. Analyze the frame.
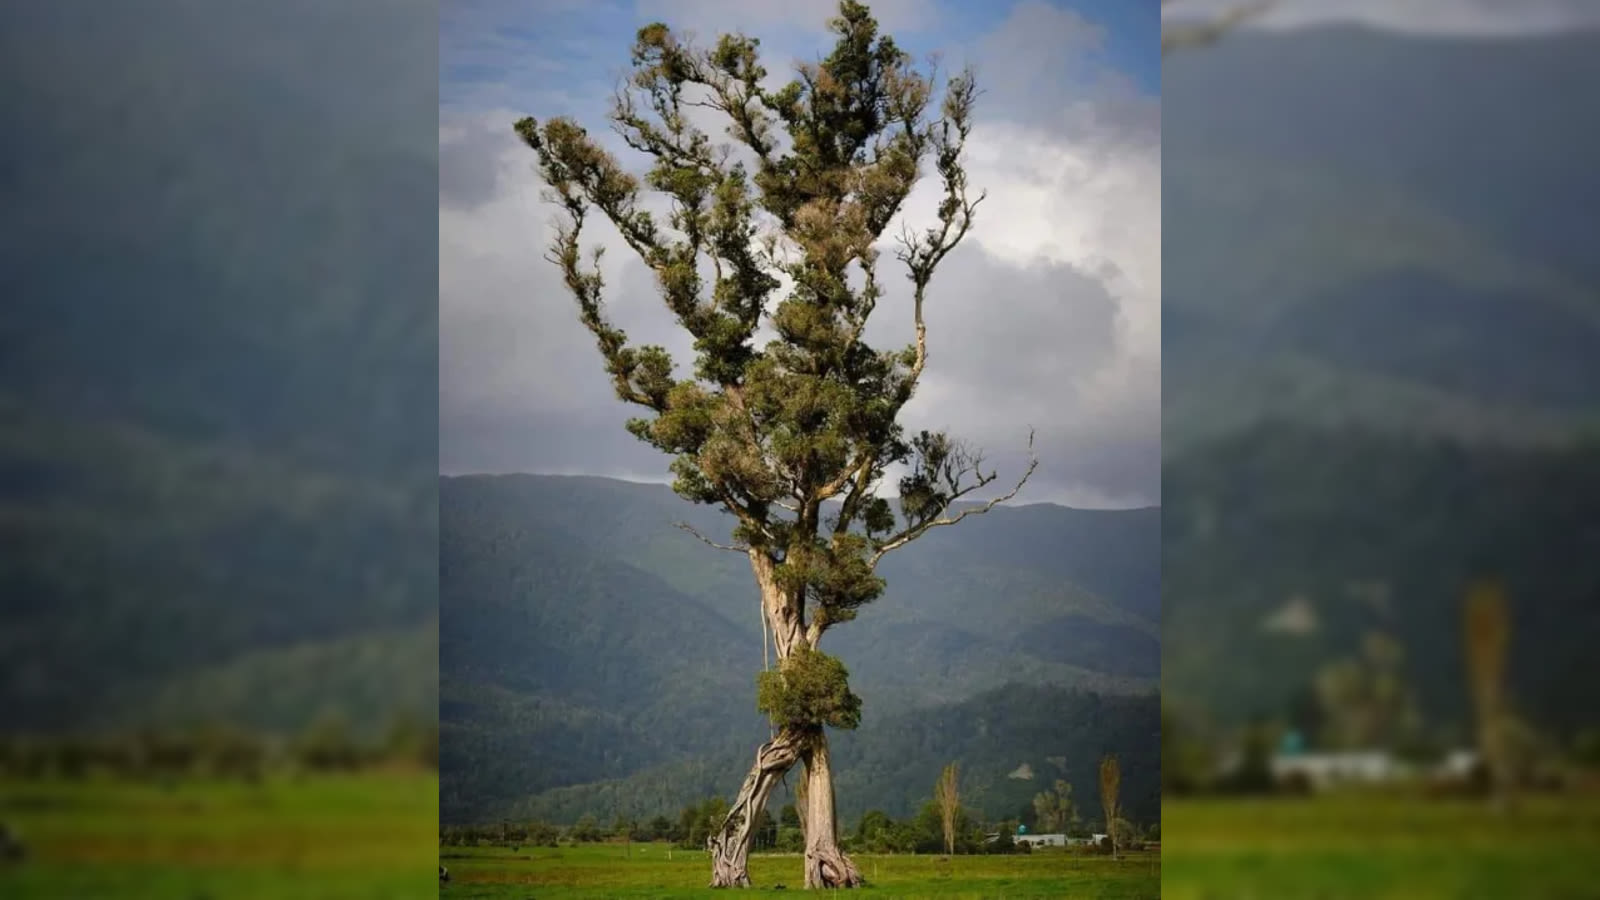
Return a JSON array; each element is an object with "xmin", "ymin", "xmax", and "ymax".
[
  {"xmin": 0, "ymin": 711, "xmax": 438, "ymax": 781},
  {"xmin": 442, "ymin": 795, "xmax": 1158, "ymax": 856}
]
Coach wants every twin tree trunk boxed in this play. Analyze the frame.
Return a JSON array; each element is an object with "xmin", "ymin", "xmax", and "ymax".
[
  {"xmin": 706, "ymin": 557, "xmax": 864, "ymax": 889},
  {"xmin": 707, "ymin": 728, "xmax": 862, "ymax": 889}
]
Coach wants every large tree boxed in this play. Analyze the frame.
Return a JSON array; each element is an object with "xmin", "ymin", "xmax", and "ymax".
[
  {"xmin": 933, "ymin": 761, "xmax": 960, "ymax": 857},
  {"xmin": 514, "ymin": 1, "xmax": 1033, "ymax": 889},
  {"xmin": 1464, "ymin": 579, "xmax": 1511, "ymax": 809},
  {"xmin": 1098, "ymin": 754, "xmax": 1122, "ymax": 858}
]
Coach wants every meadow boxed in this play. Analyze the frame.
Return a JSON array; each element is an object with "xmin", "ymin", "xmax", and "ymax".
[
  {"xmin": 0, "ymin": 770, "xmax": 438, "ymax": 899},
  {"xmin": 439, "ymin": 843, "xmax": 1159, "ymax": 899},
  {"xmin": 1161, "ymin": 790, "xmax": 1600, "ymax": 900}
]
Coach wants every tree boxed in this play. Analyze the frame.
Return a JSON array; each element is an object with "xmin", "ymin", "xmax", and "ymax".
[
  {"xmin": 1098, "ymin": 755, "xmax": 1121, "ymax": 859},
  {"xmin": 855, "ymin": 809, "xmax": 899, "ymax": 852},
  {"xmin": 1314, "ymin": 631, "xmax": 1420, "ymax": 751},
  {"xmin": 1464, "ymin": 578, "xmax": 1511, "ymax": 809},
  {"xmin": 933, "ymin": 761, "xmax": 960, "ymax": 856},
  {"xmin": 572, "ymin": 814, "xmax": 602, "ymax": 843},
  {"xmin": 514, "ymin": 0, "xmax": 1033, "ymax": 889},
  {"xmin": 1031, "ymin": 779, "xmax": 1074, "ymax": 834},
  {"xmin": 295, "ymin": 710, "xmax": 359, "ymax": 771}
]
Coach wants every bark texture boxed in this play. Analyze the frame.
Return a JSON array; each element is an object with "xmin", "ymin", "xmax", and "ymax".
[
  {"xmin": 708, "ymin": 727, "xmax": 807, "ymax": 887},
  {"xmin": 800, "ymin": 734, "xmax": 863, "ymax": 889}
]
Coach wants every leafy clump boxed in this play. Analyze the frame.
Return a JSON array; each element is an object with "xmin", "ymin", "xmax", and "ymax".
[{"xmin": 756, "ymin": 646, "xmax": 862, "ymax": 730}]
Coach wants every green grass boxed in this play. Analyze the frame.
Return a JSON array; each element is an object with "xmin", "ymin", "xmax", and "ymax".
[
  {"xmin": 0, "ymin": 770, "xmax": 438, "ymax": 898},
  {"xmin": 1162, "ymin": 790, "xmax": 1600, "ymax": 900},
  {"xmin": 439, "ymin": 843, "xmax": 1158, "ymax": 899}
]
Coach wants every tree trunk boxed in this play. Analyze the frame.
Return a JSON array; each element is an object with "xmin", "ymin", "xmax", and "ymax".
[
  {"xmin": 799, "ymin": 733, "xmax": 864, "ymax": 889},
  {"xmin": 713, "ymin": 550, "xmax": 861, "ymax": 889},
  {"xmin": 708, "ymin": 726, "xmax": 807, "ymax": 888}
]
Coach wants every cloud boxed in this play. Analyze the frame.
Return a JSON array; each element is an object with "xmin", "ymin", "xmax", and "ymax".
[
  {"xmin": 1166, "ymin": 0, "xmax": 1600, "ymax": 37},
  {"xmin": 440, "ymin": 0, "xmax": 1160, "ymax": 508},
  {"xmin": 635, "ymin": 0, "xmax": 944, "ymax": 37}
]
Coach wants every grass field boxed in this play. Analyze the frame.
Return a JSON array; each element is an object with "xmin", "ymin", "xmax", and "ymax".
[
  {"xmin": 1161, "ymin": 791, "xmax": 1600, "ymax": 900},
  {"xmin": 439, "ymin": 843, "xmax": 1159, "ymax": 899},
  {"xmin": 0, "ymin": 770, "xmax": 438, "ymax": 899}
]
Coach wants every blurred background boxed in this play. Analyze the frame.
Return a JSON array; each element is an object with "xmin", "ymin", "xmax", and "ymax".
[
  {"xmin": 1161, "ymin": 1, "xmax": 1600, "ymax": 897},
  {"xmin": 0, "ymin": 1, "xmax": 439, "ymax": 896}
]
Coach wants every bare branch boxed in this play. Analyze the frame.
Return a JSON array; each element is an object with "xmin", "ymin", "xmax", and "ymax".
[
  {"xmin": 891, "ymin": 67, "xmax": 985, "ymax": 410},
  {"xmin": 869, "ymin": 428, "xmax": 1037, "ymax": 568},
  {"xmin": 675, "ymin": 520, "xmax": 748, "ymax": 553},
  {"xmin": 1162, "ymin": 0, "xmax": 1275, "ymax": 55}
]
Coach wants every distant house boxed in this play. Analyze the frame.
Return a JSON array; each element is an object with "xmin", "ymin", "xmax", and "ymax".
[
  {"xmin": 1015, "ymin": 833, "xmax": 1067, "ymax": 848},
  {"xmin": 1271, "ymin": 749, "xmax": 1398, "ymax": 786},
  {"xmin": 1268, "ymin": 748, "xmax": 1481, "ymax": 790}
]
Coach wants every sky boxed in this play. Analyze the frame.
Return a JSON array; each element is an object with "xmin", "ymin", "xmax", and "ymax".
[
  {"xmin": 439, "ymin": 0, "xmax": 1163, "ymax": 509},
  {"xmin": 1164, "ymin": 0, "xmax": 1600, "ymax": 36}
]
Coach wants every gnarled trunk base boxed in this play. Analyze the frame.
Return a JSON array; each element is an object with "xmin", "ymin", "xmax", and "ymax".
[
  {"xmin": 804, "ymin": 842, "xmax": 864, "ymax": 889},
  {"xmin": 707, "ymin": 727, "xmax": 805, "ymax": 888},
  {"xmin": 800, "ymin": 732, "xmax": 864, "ymax": 889}
]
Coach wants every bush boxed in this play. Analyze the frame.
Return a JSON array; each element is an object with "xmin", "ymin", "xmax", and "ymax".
[{"xmin": 756, "ymin": 647, "xmax": 861, "ymax": 730}]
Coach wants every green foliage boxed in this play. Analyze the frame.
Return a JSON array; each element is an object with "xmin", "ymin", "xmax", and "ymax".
[
  {"xmin": 513, "ymin": 1, "xmax": 1007, "ymax": 693},
  {"xmin": 570, "ymin": 814, "xmax": 602, "ymax": 843},
  {"xmin": 755, "ymin": 646, "xmax": 862, "ymax": 730},
  {"xmin": 1031, "ymin": 780, "xmax": 1076, "ymax": 834},
  {"xmin": 673, "ymin": 796, "xmax": 731, "ymax": 849}
]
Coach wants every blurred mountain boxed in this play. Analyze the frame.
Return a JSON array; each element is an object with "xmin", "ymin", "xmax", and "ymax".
[
  {"xmin": 0, "ymin": 0, "xmax": 437, "ymax": 737},
  {"xmin": 1164, "ymin": 423, "xmax": 1600, "ymax": 737},
  {"xmin": 1164, "ymin": 25, "xmax": 1600, "ymax": 452},
  {"xmin": 1162, "ymin": 25, "xmax": 1600, "ymax": 740}
]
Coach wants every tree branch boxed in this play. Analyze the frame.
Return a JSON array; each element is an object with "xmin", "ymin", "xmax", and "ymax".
[
  {"xmin": 869, "ymin": 428, "xmax": 1037, "ymax": 568},
  {"xmin": 675, "ymin": 520, "xmax": 748, "ymax": 553},
  {"xmin": 1162, "ymin": 0, "xmax": 1275, "ymax": 55},
  {"xmin": 892, "ymin": 68, "xmax": 984, "ymax": 408}
]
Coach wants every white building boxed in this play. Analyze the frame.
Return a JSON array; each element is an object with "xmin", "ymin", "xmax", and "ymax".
[{"xmin": 1270, "ymin": 748, "xmax": 1481, "ymax": 790}]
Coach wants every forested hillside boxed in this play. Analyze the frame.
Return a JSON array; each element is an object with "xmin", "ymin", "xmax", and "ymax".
[{"xmin": 440, "ymin": 474, "xmax": 1159, "ymax": 825}]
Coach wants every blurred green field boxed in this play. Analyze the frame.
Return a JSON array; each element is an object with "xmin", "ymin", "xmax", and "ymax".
[
  {"xmin": 1162, "ymin": 791, "xmax": 1600, "ymax": 900},
  {"xmin": 0, "ymin": 771, "xmax": 437, "ymax": 899},
  {"xmin": 439, "ymin": 843, "xmax": 1158, "ymax": 899}
]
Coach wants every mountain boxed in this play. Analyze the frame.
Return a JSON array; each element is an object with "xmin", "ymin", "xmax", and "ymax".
[
  {"xmin": 1162, "ymin": 26, "xmax": 1600, "ymax": 740},
  {"xmin": 1163, "ymin": 26, "xmax": 1600, "ymax": 453},
  {"xmin": 0, "ymin": 1, "xmax": 438, "ymax": 737},
  {"xmin": 1164, "ymin": 422, "xmax": 1600, "ymax": 737},
  {"xmin": 440, "ymin": 473, "xmax": 1159, "ymax": 825}
]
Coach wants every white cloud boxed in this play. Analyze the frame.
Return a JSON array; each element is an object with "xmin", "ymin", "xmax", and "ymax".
[
  {"xmin": 439, "ymin": 1, "xmax": 1161, "ymax": 508},
  {"xmin": 635, "ymin": 0, "xmax": 943, "ymax": 37},
  {"xmin": 1167, "ymin": 0, "xmax": 1600, "ymax": 37}
]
